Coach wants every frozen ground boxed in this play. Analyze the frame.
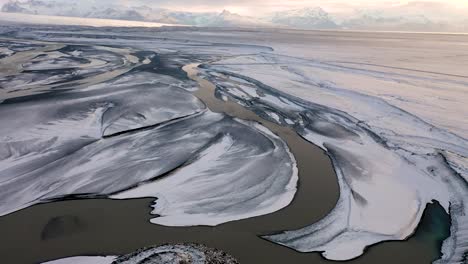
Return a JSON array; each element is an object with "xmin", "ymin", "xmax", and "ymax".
[
  {"xmin": 43, "ymin": 244, "xmax": 239, "ymax": 264},
  {"xmin": 0, "ymin": 24, "xmax": 467, "ymax": 264},
  {"xmin": 192, "ymin": 31, "xmax": 468, "ymax": 263},
  {"xmin": 0, "ymin": 35, "xmax": 298, "ymax": 226},
  {"xmin": 200, "ymin": 59, "xmax": 468, "ymax": 262}
]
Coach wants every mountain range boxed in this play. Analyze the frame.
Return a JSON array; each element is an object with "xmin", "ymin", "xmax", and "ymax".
[{"xmin": 2, "ymin": 0, "xmax": 467, "ymax": 32}]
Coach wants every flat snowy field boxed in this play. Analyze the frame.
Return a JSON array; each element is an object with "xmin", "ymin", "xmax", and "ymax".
[{"xmin": 0, "ymin": 23, "xmax": 467, "ymax": 264}]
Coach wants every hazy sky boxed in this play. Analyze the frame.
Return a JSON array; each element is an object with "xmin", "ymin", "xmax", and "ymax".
[
  {"xmin": 1, "ymin": 0, "xmax": 468, "ymax": 16},
  {"xmin": 128, "ymin": 0, "xmax": 468, "ymax": 15}
]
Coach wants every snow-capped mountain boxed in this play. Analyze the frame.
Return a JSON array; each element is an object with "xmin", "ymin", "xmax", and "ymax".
[
  {"xmin": 206, "ymin": 10, "xmax": 273, "ymax": 28},
  {"xmin": 0, "ymin": 0, "xmax": 268, "ymax": 27},
  {"xmin": 1, "ymin": 0, "xmax": 146, "ymax": 21},
  {"xmin": 341, "ymin": 10, "xmax": 449, "ymax": 32},
  {"xmin": 1, "ymin": 0, "xmax": 467, "ymax": 32},
  {"xmin": 267, "ymin": 7, "xmax": 339, "ymax": 29},
  {"xmin": 4, "ymin": 1, "xmax": 96, "ymax": 17},
  {"xmin": 149, "ymin": 10, "xmax": 216, "ymax": 26}
]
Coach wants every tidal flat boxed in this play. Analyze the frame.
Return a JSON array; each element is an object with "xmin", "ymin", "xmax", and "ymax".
[{"xmin": 0, "ymin": 23, "xmax": 466, "ymax": 264}]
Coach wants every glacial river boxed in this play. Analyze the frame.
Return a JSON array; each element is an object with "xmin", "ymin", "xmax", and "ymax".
[{"xmin": 0, "ymin": 56, "xmax": 449, "ymax": 264}]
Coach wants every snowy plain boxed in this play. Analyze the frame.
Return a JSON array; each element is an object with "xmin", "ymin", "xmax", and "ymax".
[{"xmin": 0, "ymin": 21, "xmax": 467, "ymax": 264}]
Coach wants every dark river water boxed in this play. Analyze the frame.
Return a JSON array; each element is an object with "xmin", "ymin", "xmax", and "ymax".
[{"xmin": 0, "ymin": 63, "xmax": 449, "ymax": 264}]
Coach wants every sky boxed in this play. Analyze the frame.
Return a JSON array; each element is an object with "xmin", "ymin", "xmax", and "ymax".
[
  {"xmin": 122, "ymin": 0, "xmax": 468, "ymax": 16},
  {"xmin": 1, "ymin": 0, "xmax": 467, "ymax": 17}
]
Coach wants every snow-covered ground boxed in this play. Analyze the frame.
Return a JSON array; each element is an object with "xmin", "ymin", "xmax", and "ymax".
[
  {"xmin": 0, "ymin": 24, "xmax": 467, "ymax": 263},
  {"xmin": 190, "ymin": 30, "xmax": 468, "ymax": 263},
  {"xmin": 43, "ymin": 244, "xmax": 238, "ymax": 264},
  {"xmin": 199, "ymin": 58, "xmax": 468, "ymax": 261},
  {"xmin": 0, "ymin": 35, "xmax": 298, "ymax": 228}
]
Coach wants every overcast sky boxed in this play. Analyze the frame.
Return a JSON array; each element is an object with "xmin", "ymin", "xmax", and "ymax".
[
  {"xmin": 130, "ymin": 0, "xmax": 468, "ymax": 15},
  {"xmin": 1, "ymin": 0, "xmax": 467, "ymax": 16}
]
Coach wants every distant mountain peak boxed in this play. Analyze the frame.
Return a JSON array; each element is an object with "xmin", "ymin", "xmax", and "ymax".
[
  {"xmin": 1, "ymin": 0, "xmax": 466, "ymax": 32},
  {"xmin": 268, "ymin": 7, "xmax": 338, "ymax": 29},
  {"xmin": 220, "ymin": 9, "xmax": 233, "ymax": 15},
  {"xmin": 278, "ymin": 7, "xmax": 328, "ymax": 17},
  {"xmin": 210, "ymin": 9, "xmax": 271, "ymax": 27}
]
